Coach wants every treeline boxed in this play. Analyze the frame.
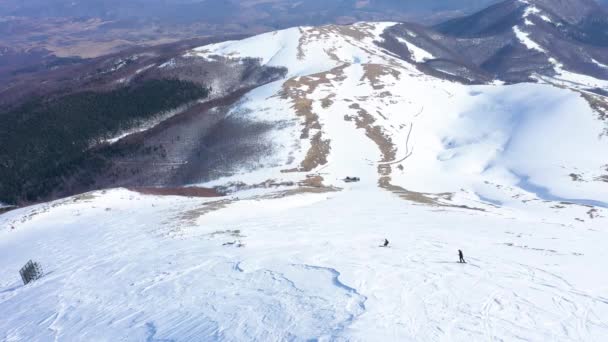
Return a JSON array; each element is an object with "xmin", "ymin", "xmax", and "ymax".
[{"xmin": 0, "ymin": 79, "xmax": 208, "ymax": 204}]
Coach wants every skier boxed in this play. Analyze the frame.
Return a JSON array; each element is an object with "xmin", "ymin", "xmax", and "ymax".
[
  {"xmin": 382, "ymin": 239, "xmax": 389, "ymax": 247},
  {"xmin": 458, "ymin": 249, "xmax": 466, "ymax": 263}
]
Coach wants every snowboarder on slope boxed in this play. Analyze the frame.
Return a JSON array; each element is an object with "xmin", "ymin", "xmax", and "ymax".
[
  {"xmin": 458, "ymin": 249, "xmax": 466, "ymax": 263},
  {"xmin": 382, "ymin": 239, "xmax": 389, "ymax": 247}
]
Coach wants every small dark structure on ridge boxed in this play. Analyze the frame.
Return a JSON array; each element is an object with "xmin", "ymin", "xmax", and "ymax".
[
  {"xmin": 19, "ymin": 260, "xmax": 43, "ymax": 285},
  {"xmin": 343, "ymin": 177, "xmax": 360, "ymax": 183}
]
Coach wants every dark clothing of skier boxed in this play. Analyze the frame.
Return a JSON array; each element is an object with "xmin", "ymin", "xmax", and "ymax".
[
  {"xmin": 383, "ymin": 239, "xmax": 389, "ymax": 247},
  {"xmin": 458, "ymin": 250, "xmax": 466, "ymax": 263}
]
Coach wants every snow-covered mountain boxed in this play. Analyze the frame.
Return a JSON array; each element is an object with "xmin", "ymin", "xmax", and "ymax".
[
  {"xmin": 182, "ymin": 21, "xmax": 608, "ymax": 212},
  {"xmin": 2, "ymin": 6, "xmax": 608, "ymax": 342},
  {"xmin": 384, "ymin": 0, "xmax": 608, "ymax": 84}
]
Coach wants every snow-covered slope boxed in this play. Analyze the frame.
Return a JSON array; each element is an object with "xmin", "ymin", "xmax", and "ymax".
[
  {"xmin": 189, "ymin": 23, "xmax": 608, "ymax": 212},
  {"xmin": 1, "ymin": 184, "xmax": 607, "ymax": 340},
  {"xmin": 1, "ymin": 22, "xmax": 608, "ymax": 341}
]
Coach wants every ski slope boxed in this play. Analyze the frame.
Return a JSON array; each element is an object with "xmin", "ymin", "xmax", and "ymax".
[
  {"xmin": 1, "ymin": 186, "xmax": 607, "ymax": 341},
  {"xmin": 2, "ymin": 22, "xmax": 608, "ymax": 341}
]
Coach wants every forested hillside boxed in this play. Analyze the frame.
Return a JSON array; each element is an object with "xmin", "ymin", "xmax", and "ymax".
[{"xmin": 0, "ymin": 79, "xmax": 208, "ymax": 204}]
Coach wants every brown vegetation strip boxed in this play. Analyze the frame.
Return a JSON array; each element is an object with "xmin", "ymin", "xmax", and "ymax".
[
  {"xmin": 345, "ymin": 103, "xmax": 396, "ymax": 163},
  {"xmin": 280, "ymin": 64, "xmax": 348, "ymax": 172},
  {"xmin": 171, "ymin": 199, "xmax": 233, "ymax": 230},
  {"xmin": 130, "ymin": 187, "xmax": 223, "ymax": 197},
  {"xmin": 360, "ymin": 64, "xmax": 401, "ymax": 90},
  {"xmin": 379, "ymin": 176, "xmax": 485, "ymax": 211},
  {"xmin": 581, "ymin": 92, "xmax": 608, "ymax": 136}
]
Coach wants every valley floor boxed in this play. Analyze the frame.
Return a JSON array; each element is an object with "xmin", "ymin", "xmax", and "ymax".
[{"xmin": 1, "ymin": 185, "xmax": 607, "ymax": 341}]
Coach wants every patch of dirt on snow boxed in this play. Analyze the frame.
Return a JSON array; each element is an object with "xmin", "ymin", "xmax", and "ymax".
[
  {"xmin": 243, "ymin": 175, "xmax": 340, "ymax": 198},
  {"xmin": 598, "ymin": 165, "xmax": 608, "ymax": 183},
  {"xmin": 298, "ymin": 174, "xmax": 326, "ymax": 188},
  {"xmin": 214, "ymin": 180, "xmax": 297, "ymax": 194},
  {"xmin": 260, "ymin": 185, "xmax": 340, "ymax": 198},
  {"xmin": 569, "ymin": 173, "xmax": 584, "ymax": 182},
  {"xmin": 210, "ymin": 229, "xmax": 244, "ymax": 238},
  {"xmin": 360, "ymin": 64, "xmax": 401, "ymax": 90},
  {"xmin": 299, "ymin": 25, "xmax": 371, "ymax": 49},
  {"xmin": 345, "ymin": 103, "xmax": 396, "ymax": 175},
  {"xmin": 587, "ymin": 208, "xmax": 602, "ymax": 219},
  {"xmin": 379, "ymin": 176, "xmax": 485, "ymax": 211},
  {"xmin": 171, "ymin": 180, "xmax": 337, "ymax": 231},
  {"xmin": 581, "ymin": 92, "xmax": 608, "ymax": 136},
  {"xmin": 297, "ymin": 132, "xmax": 331, "ymax": 172},
  {"xmin": 173, "ymin": 199, "xmax": 234, "ymax": 228},
  {"xmin": 297, "ymin": 24, "xmax": 380, "ymax": 64},
  {"xmin": 334, "ymin": 24, "xmax": 376, "ymax": 41},
  {"xmin": 280, "ymin": 65, "xmax": 348, "ymax": 172},
  {"xmin": 130, "ymin": 187, "xmax": 223, "ymax": 198},
  {"xmin": 321, "ymin": 95, "xmax": 335, "ymax": 108}
]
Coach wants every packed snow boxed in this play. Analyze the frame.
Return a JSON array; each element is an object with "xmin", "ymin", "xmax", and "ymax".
[
  {"xmin": 513, "ymin": 26, "xmax": 546, "ymax": 53},
  {"xmin": 2, "ymin": 22, "xmax": 608, "ymax": 341},
  {"xmin": 395, "ymin": 37, "xmax": 435, "ymax": 63},
  {"xmin": 537, "ymin": 58, "xmax": 608, "ymax": 91}
]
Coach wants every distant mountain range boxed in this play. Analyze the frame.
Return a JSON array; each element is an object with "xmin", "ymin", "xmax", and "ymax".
[
  {"xmin": 381, "ymin": 0, "xmax": 608, "ymax": 84},
  {"xmin": 1, "ymin": 0, "xmax": 607, "ymax": 60},
  {"xmin": 1, "ymin": 1, "xmax": 501, "ymax": 21},
  {"xmin": 3, "ymin": 0, "xmax": 607, "ymax": 20}
]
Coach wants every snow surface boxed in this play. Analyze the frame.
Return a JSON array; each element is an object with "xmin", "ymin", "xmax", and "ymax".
[
  {"xmin": 190, "ymin": 23, "xmax": 397, "ymax": 78},
  {"xmin": 536, "ymin": 58, "xmax": 608, "ymax": 91},
  {"xmin": 191, "ymin": 24, "xmax": 608, "ymax": 209},
  {"xmin": 2, "ymin": 22, "xmax": 608, "ymax": 341},
  {"xmin": 592, "ymin": 59, "xmax": 608, "ymax": 69},
  {"xmin": 1, "ymin": 185, "xmax": 607, "ymax": 341},
  {"xmin": 395, "ymin": 37, "xmax": 435, "ymax": 63},
  {"xmin": 513, "ymin": 26, "xmax": 546, "ymax": 53}
]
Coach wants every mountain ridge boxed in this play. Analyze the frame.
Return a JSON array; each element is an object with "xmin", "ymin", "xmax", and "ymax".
[{"xmin": 3, "ymin": 0, "xmax": 608, "ymax": 204}]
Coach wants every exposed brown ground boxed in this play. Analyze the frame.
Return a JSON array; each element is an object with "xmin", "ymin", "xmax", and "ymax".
[
  {"xmin": 298, "ymin": 175, "xmax": 326, "ymax": 188},
  {"xmin": 360, "ymin": 64, "xmax": 401, "ymax": 90},
  {"xmin": 280, "ymin": 64, "xmax": 348, "ymax": 172},
  {"xmin": 334, "ymin": 23, "xmax": 377, "ymax": 40},
  {"xmin": 298, "ymin": 132, "xmax": 331, "ymax": 172},
  {"xmin": 172, "ymin": 199, "xmax": 233, "ymax": 228},
  {"xmin": 296, "ymin": 24, "xmax": 385, "ymax": 65},
  {"xmin": 379, "ymin": 176, "xmax": 485, "ymax": 211},
  {"xmin": 598, "ymin": 165, "xmax": 608, "ymax": 183},
  {"xmin": 581, "ymin": 92, "xmax": 608, "ymax": 137},
  {"xmin": 345, "ymin": 103, "xmax": 397, "ymax": 165},
  {"xmin": 265, "ymin": 186, "xmax": 340, "ymax": 198},
  {"xmin": 169, "ymin": 181, "xmax": 339, "ymax": 232}
]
